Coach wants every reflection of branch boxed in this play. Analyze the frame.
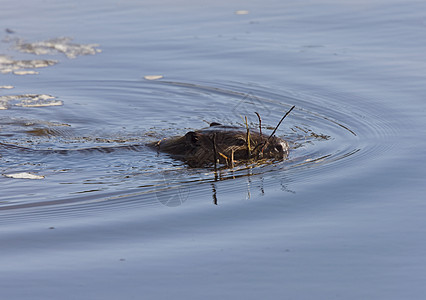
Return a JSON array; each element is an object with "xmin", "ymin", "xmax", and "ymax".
[
  {"xmin": 211, "ymin": 183, "xmax": 218, "ymax": 205},
  {"xmin": 207, "ymin": 166, "xmax": 294, "ymax": 205}
]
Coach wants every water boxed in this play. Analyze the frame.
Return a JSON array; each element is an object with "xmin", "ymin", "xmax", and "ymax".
[{"xmin": 1, "ymin": 0, "xmax": 426, "ymax": 299}]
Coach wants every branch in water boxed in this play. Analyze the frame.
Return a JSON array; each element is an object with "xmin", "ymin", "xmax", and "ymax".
[
  {"xmin": 262, "ymin": 105, "xmax": 295, "ymax": 152},
  {"xmin": 255, "ymin": 112, "xmax": 262, "ymax": 136}
]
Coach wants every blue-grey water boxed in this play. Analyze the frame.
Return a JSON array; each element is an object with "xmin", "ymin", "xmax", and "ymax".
[{"xmin": 1, "ymin": 0, "xmax": 426, "ymax": 299}]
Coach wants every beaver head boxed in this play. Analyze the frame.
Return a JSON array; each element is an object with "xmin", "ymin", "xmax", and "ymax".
[{"xmin": 149, "ymin": 123, "xmax": 289, "ymax": 167}]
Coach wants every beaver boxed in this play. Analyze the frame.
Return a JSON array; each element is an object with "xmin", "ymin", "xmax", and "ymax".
[{"xmin": 148, "ymin": 122, "xmax": 289, "ymax": 167}]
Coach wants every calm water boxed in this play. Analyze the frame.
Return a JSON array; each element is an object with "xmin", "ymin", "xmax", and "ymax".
[{"xmin": 1, "ymin": 0, "xmax": 426, "ymax": 299}]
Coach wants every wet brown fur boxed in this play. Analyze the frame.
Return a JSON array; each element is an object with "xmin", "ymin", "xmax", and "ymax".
[{"xmin": 148, "ymin": 123, "xmax": 289, "ymax": 167}]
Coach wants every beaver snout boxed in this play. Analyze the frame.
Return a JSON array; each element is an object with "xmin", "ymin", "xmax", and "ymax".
[
  {"xmin": 274, "ymin": 140, "xmax": 289, "ymax": 156},
  {"xmin": 260, "ymin": 138, "xmax": 289, "ymax": 158}
]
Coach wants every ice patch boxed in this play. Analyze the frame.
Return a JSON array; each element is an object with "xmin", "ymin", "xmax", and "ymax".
[
  {"xmin": 3, "ymin": 172, "xmax": 45, "ymax": 180},
  {"xmin": 13, "ymin": 70, "xmax": 39, "ymax": 75},
  {"xmin": 0, "ymin": 94, "xmax": 63, "ymax": 110},
  {"xmin": 235, "ymin": 10, "xmax": 249, "ymax": 15},
  {"xmin": 14, "ymin": 37, "xmax": 102, "ymax": 59},
  {"xmin": 0, "ymin": 54, "xmax": 57, "ymax": 75},
  {"xmin": 144, "ymin": 75, "xmax": 163, "ymax": 80},
  {"xmin": 0, "ymin": 100, "xmax": 10, "ymax": 110}
]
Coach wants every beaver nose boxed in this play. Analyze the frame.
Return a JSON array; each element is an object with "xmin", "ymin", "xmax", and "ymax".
[{"xmin": 275, "ymin": 141, "xmax": 287, "ymax": 156}]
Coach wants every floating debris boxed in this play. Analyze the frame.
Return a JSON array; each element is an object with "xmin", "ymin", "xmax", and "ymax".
[
  {"xmin": 0, "ymin": 55, "xmax": 57, "ymax": 75},
  {"xmin": 14, "ymin": 37, "xmax": 102, "ymax": 59},
  {"xmin": 3, "ymin": 172, "xmax": 45, "ymax": 180},
  {"xmin": 144, "ymin": 75, "xmax": 163, "ymax": 80},
  {"xmin": 5, "ymin": 28, "xmax": 15, "ymax": 34},
  {"xmin": 235, "ymin": 10, "xmax": 250, "ymax": 15},
  {"xmin": 0, "ymin": 94, "xmax": 63, "ymax": 110},
  {"xmin": 0, "ymin": 85, "xmax": 14, "ymax": 89}
]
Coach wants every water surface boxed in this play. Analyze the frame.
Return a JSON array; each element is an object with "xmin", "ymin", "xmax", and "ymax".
[{"xmin": 1, "ymin": 0, "xmax": 426, "ymax": 299}]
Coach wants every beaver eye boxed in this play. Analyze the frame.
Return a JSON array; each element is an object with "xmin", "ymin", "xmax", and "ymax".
[{"xmin": 185, "ymin": 132, "xmax": 199, "ymax": 145}]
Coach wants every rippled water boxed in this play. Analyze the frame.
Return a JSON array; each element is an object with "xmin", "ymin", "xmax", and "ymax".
[
  {"xmin": 1, "ymin": 0, "xmax": 426, "ymax": 299},
  {"xmin": 0, "ymin": 78, "xmax": 366, "ymax": 210}
]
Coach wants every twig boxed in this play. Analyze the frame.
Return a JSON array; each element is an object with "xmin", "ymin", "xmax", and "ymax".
[
  {"xmin": 244, "ymin": 116, "xmax": 251, "ymax": 158},
  {"xmin": 262, "ymin": 105, "xmax": 295, "ymax": 152},
  {"xmin": 255, "ymin": 112, "xmax": 262, "ymax": 135},
  {"xmin": 218, "ymin": 151, "xmax": 229, "ymax": 166},
  {"xmin": 211, "ymin": 133, "xmax": 217, "ymax": 169},
  {"xmin": 231, "ymin": 149, "xmax": 234, "ymax": 168},
  {"xmin": 268, "ymin": 105, "xmax": 295, "ymax": 139}
]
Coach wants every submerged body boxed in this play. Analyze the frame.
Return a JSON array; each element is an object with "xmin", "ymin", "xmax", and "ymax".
[{"xmin": 148, "ymin": 123, "xmax": 289, "ymax": 167}]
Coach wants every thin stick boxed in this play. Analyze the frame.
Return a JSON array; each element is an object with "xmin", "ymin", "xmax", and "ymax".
[
  {"xmin": 262, "ymin": 105, "xmax": 295, "ymax": 152},
  {"xmin": 218, "ymin": 152, "xmax": 229, "ymax": 166},
  {"xmin": 231, "ymin": 149, "xmax": 234, "ymax": 168},
  {"xmin": 268, "ymin": 105, "xmax": 295, "ymax": 139},
  {"xmin": 244, "ymin": 116, "xmax": 251, "ymax": 158},
  {"xmin": 211, "ymin": 133, "xmax": 217, "ymax": 169},
  {"xmin": 255, "ymin": 112, "xmax": 262, "ymax": 136}
]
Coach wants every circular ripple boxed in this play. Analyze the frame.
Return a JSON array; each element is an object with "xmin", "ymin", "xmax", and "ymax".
[{"xmin": 0, "ymin": 79, "xmax": 401, "ymax": 222}]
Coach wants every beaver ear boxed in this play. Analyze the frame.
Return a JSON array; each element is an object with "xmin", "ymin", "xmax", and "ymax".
[
  {"xmin": 185, "ymin": 131, "xmax": 199, "ymax": 145},
  {"xmin": 210, "ymin": 122, "xmax": 221, "ymax": 127}
]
